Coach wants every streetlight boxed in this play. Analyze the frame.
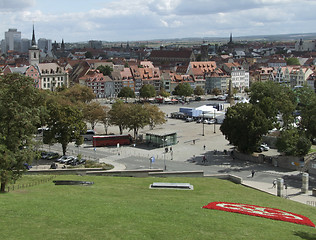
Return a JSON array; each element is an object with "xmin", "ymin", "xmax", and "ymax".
[
  {"xmin": 213, "ymin": 110, "xmax": 216, "ymax": 133},
  {"xmin": 202, "ymin": 112, "xmax": 205, "ymax": 136},
  {"xmin": 162, "ymin": 136, "xmax": 167, "ymax": 171}
]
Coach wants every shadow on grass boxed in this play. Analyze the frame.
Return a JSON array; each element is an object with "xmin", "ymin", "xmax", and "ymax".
[{"xmin": 293, "ymin": 231, "xmax": 316, "ymax": 240}]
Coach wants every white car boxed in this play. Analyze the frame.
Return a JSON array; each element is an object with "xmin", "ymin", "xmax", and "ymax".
[
  {"xmin": 57, "ymin": 155, "xmax": 75, "ymax": 164},
  {"xmin": 260, "ymin": 144, "xmax": 270, "ymax": 151}
]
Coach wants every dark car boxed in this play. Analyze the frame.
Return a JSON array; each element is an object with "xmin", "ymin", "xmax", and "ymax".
[{"xmin": 46, "ymin": 152, "xmax": 60, "ymax": 160}]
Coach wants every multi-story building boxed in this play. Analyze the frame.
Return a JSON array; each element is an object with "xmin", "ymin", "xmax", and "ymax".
[
  {"xmin": 112, "ymin": 66, "xmax": 135, "ymax": 96},
  {"xmin": 79, "ymin": 70, "xmax": 114, "ymax": 98},
  {"xmin": 38, "ymin": 63, "xmax": 69, "ymax": 90},
  {"xmin": 2, "ymin": 65, "xmax": 41, "ymax": 88},
  {"xmin": 222, "ymin": 62, "xmax": 249, "ymax": 92},
  {"xmin": 4, "ymin": 28, "xmax": 21, "ymax": 53},
  {"xmin": 205, "ymin": 68, "xmax": 230, "ymax": 94}
]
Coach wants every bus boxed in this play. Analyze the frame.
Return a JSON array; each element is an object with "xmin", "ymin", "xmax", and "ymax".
[{"xmin": 92, "ymin": 134, "xmax": 133, "ymax": 147}]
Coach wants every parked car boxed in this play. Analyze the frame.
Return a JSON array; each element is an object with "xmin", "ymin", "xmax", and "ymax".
[
  {"xmin": 196, "ymin": 119, "xmax": 203, "ymax": 123},
  {"xmin": 46, "ymin": 152, "xmax": 60, "ymax": 160},
  {"xmin": 82, "ymin": 130, "xmax": 95, "ymax": 141},
  {"xmin": 186, "ymin": 117, "xmax": 194, "ymax": 122},
  {"xmin": 260, "ymin": 143, "xmax": 270, "ymax": 151},
  {"xmin": 57, "ymin": 155, "xmax": 75, "ymax": 164}
]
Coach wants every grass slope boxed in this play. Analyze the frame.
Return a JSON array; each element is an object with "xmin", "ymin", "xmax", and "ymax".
[{"xmin": 0, "ymin": 175, "xmax": 315, "ymax": 240}]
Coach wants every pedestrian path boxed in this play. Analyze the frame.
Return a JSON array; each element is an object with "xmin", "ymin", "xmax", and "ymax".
[{"xmin": 242, "ymin": 180, "xmax": 316, "ymax": 206}]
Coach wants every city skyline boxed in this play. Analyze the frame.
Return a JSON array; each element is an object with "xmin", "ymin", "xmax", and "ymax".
[{"xmin": 0, "ymin": 0, "xmax": 315, "ymax": 43}]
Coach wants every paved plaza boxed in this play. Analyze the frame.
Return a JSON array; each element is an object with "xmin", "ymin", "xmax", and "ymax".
[{"xmin": 38, "ymin": 100, "xmax": 316, "ymax": 206}]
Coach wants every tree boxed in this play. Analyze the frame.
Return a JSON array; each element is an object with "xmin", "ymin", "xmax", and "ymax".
[
  {"xmin": 143, "ymin": 104, "xmax": 166, "ymax": 130},
  {"xmin": 211, "ymin": 88, "xmax": 221, "ymax": 96},
  {"xmin": 109, "ymin": 101, "xmax": 129, "ymax": 134},
  {"xmin": 85, "ymin": 51, "xmax": 93, "ymax": 59},
  {"xmin": 126, "ymin": 104, "xmax": 149, "ymax": 138},
  {"xmin": 295, "ymin": 86, "xmax": 316, "ymax": 141},
  {"xmin": 158, "ymin": 88, "xmax": 170, "ymax": 98},
  {"xmin": 45, "ymin": 95, "xmax": 87, "ymax": 155},
  {"xmin": 100, "ymin": 106, "xmax": 111, "ymax": 135},
  {"xmin": 249, "ymin": 81, "xmax": 296, "ymax": 128},
  {"xmin": 118, "ymin": 87, "xmax": 135, "ymax": 99},
  {"xmin": 194, "ymin": 86, "xmax": 204, "ymax": 96},
  {"xmin": 61, "ymin": 84, "xmax": 95, "ymax": 104},
  {"xmin": 276, "ymin": 128, "xmax": 311, "ymax": 156},
  {"xmin": 97, "ymin": 65, "xmax": 113, "ymax": 76},
  {"xmin": 173, "ymin": 83, "xmax": 193, "ymax": 97},
  {"xmin": 0, "ymin": 74, "xmax": 42, "ymax": 192},
  {"xmin": 139, "ymin": 84, "xmax": 156, "ymax": 99},
  {"xmin": 220, "ymin": 103, "xmax": 272, "ymax": 153},
  {"xmin": 83, "ymin": 102, "xmax": 104, "ymax": 130},
  {"xmin": 286, "ymin": 57, "xmax": 300, "ymax": 65}
]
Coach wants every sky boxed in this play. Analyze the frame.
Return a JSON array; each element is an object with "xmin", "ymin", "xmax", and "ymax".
[{"xmin": 0, "ymin": 0, "xmax": 315, "ymax": 43}]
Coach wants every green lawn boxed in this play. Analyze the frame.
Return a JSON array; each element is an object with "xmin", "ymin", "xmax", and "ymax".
[{"xmin": 0, "ymin": 175, "xmax": 315, "ymax": 240}]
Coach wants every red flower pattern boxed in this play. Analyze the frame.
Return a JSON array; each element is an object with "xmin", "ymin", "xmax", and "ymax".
[{"xmin": 203, "ymin": 202, "xmax": 315, "ymax": 228}]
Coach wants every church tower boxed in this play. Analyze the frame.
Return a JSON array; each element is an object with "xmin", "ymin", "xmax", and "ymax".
[{"xmin": 29, "ymin": 25, "xmax": 40, "ymax": 66}]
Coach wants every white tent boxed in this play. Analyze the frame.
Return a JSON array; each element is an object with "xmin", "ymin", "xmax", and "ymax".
[{"xmin": 195, "ymin": 105, "xmax": 217, "ymax": 113}]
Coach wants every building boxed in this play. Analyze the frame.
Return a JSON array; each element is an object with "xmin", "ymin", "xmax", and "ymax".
[
  {"xmin": 38, "ymin": 38, "xmax": 52, "ymax": 53},
  {"xmin": 38, "ymin": 63, "xmax": 69, "ymax": 90},
  {"xmin": 112, "ymin": 66, "xmax": 135, "ymax": 96},
  {"xmin": 2, "ymin": 65, "xmax": 41, "ymax": 88},
  {"xmin": 4, "ymin": 28, "xmax": 21, "ymax": 53},
  {"xmin": 79, "ymin": 70, "xmax": 114, "ymax": 98},
  {"xmin": 28, "ymin": 25, "xmax": 40, "ymax": 66},
  {"xmin": 295, "ymin": 39, "xmax": 316, "ymax": 52},
  {"xmin": 205, "ymin": 68, "xmax": 230, "ymax": 94},
  {"xmin": 222, "ymin": 62, "xmax": 249, "ymax": 92}
]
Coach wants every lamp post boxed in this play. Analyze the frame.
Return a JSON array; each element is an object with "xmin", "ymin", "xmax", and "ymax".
[
  {"xmin": 213, "ymin": 110, "xmax": 216, "ymax": 134},
  {"xmin": 162, "ymin": 136, "xmax": 167, "ymax": 171},
  {"xmin": 202, "ymin": 112, "xmax": 205, "ymax": 136}
]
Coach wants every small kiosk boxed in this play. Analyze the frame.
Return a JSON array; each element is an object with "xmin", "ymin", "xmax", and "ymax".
[{"xmin": 145, "ymin": 130, "xmax": 177, "ymax": 148}]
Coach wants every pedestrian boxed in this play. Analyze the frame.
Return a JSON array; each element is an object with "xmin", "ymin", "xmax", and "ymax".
[
  {"xmin": 193, "ymin": 140, "xmax": 195, "ymax": 144},
  {"xmin": 202, "ymin": 156, "xmax": 206, "ymax": 165},
  {"xmin": 251, "ymin": 169, "xmax": 255, "ymax": 178},
  {"xmin": 203, "ymin": 145, "xmax": 206, "ymax": 150},
  {"xmin": 272, "ymin": 179, "xmax": 276, "ymax": 188}
]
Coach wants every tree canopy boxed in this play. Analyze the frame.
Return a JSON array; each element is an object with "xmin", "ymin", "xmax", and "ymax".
[
  {"xmin": 173, "ymin": 83, "xmax": 193, "ymax": 97},
  {"xmin": 220, "ymin": 103, "xmax": 272, "ymax": 153},
  {"xmin": 118, "ymin": 87, "xmax": 135, "ymax": 99},
  {"xmin": 44, "ymin": 94, "xmax": 87, "ymax": 155},
  {"xmin": 194, "ymin": 86, "xmax": 204, "ymax": 96},
  {"xmin": 286, "ymin": 57, "xmax": 300, "ymax": 65},
  {"xmin": 0, "ymin": 74, "xmax": 42, "ymax": 192},
  {"xmin": 97, "ymin": 65, "xmax": 113, "ymax": 76},
  {"xmin": 61, "ymin": 84, "xmax": 95, "ymax": 104},
  {"xmin": 83, "ymin": 102, "xmax": 105, "ymax": 130},
  {"xmin": 139, "ymin": 84, "xmax": 156, "ymax": 99}
]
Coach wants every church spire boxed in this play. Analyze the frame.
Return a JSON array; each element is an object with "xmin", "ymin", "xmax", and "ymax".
[{"xmin": 31, "ymin": 24, "xmax": 37, "ymax": 47}]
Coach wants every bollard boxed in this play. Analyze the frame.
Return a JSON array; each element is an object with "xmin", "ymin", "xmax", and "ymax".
[
  {"xmin": 277, "ymin": 178, "xmax": 284, "ymax": 197},
  {"xmin": 301, "ymin": 172, "xmax": 309, "ymax": 194}
]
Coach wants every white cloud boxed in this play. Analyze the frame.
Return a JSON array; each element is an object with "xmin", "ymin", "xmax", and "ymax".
[{"xmin": 0, "ymin": 0, "xmax": 315, "ymax": 42}]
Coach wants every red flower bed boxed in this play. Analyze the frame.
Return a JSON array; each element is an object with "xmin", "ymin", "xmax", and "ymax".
[{"xmin": 203, "ymin": 202, "xmax": 315, "ymax": 228}]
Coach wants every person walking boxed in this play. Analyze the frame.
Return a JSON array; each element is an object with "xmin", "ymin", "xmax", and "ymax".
[
  {"xmin": 202, "ymin": 156, "xmax": 207, "ymax": 165},
  {"xmin": 203, "ymin": 145, "xmax": 206, "ymax": 150},
  {"xmin": 272, "ymin": 179, "xmax": 277, "ymax": 188},
  {"xmin": 251, "ymin": 169, "xmax": 255, "ymax": 178}
]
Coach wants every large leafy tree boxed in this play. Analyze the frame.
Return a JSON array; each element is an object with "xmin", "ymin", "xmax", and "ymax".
[
  {"xmin": 126, "ymin": 104, "xmax": 149, "ymax": 138},
  {"xmin": 0, "ymin": 74, "xmax": 42, "ymax": 192},
  {"xmin": 249, "ymin": 81, "xmax": 296, "ymax": 128},
  {"xmin": 220, "ymin": 103, "xmax": 272, "ymax": 153},
  {"xmin": 109, "ymin": 101, "xmax": 129, "ymax": 135},
  {"xmin": 143, "ymin": 104, "xmax": 166, "ymax": 130},
  {"xmin": 173, "ymin": 83, "xmax": 193, "ymax": 97},
  {"xmin": 276, "ymin": 128, "xmax": 311, "ymax": 156},
  {"xmin": 295, "ymin": 86, "xmax": 316, "ymax": 141},
  {"xmin": 83, "ymin": 102, "xmax": 104, "ymax": 130},
  {"xmin": 118, "ymin": 87, "xmax": 135, "ymax": 99},
  {"xmin": 139, "ymin": 84, "xmax": 156, "ymax": 99},
  {"xmin": 100, "ymin": 106, "xmax": 111, "ymax": 135},
  {"xmin": 61, "ymin": 84, "xmax": 95, "ymax": 104},
  {"xmin": 45, "ymin": 95, "xmax": 87, "ymax": 155},
  {"xmin": 194, "ymin": 86, "xmax": 204, "ymax": 96}
]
